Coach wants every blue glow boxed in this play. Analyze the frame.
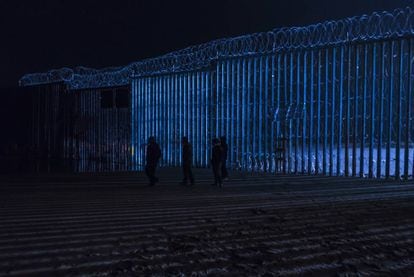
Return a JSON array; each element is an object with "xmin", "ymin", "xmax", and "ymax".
[{"xmin": 21, "ymin": 7, "xmax": 414, "ymax": 180}]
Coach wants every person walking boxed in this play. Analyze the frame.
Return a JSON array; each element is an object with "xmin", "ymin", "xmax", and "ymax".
[
  {"xmin": 211, "ymin": 138, "xmax": 223, "ymax": 187},
  {"xmin": 180, "ymin": 137, "xmax": 195, "ymax": 186},
  {"xmin": 145, "ymin": 136, "xmax": 161, "ymax": 186},
  {"xmin": 220, "ymin": 136, "xmax": 229, "ymax": 180}
]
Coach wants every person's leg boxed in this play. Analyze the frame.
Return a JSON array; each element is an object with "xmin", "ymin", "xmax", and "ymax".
[
  {"xmin": 181, "ymin": 165, "xmax": 188, "ymax": 184},
  {"xmin": 213, "ymin": 163, "xmax": 221, "ymax": 186},
  {"xmin": 212, "ymin": 163, "xmax": 218, "ymax": 185},
  {"xmin": 217, "ymin": 162, "xmax": 223, "ymax": 187},
  {"xmin": 145, "ymin": 165, "xmax": 150, "ymax": 179},
  {"xmin": 188, "ymin": 165, "xmax": 195, "ymax": 185},
  {"xmin": 221, "ymin": 160, "xmax": 228, "ymax": 179},
  {"xmin": 152, "ymin": 165, "xmax": 158, "ymax": 183},
  {"xmin": 147, "ymin": 165, "xmax": 155, "ymax": 185},
  {"xmin": 152, "ymin": 165, "xmax": 159, "ymax": 183}
]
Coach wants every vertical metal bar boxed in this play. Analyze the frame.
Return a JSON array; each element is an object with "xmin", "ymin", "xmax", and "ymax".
[
  {"xmin": 324, "ymin": 49, "xmax": 329, "ymax": 175},
  {"xmin": 247, "ymin": 58, "xmax": 252, "ymax": 170},
  {"xmin": 369, "ymin": 44, "xmax": 377, "ymax": 178},
  {"xmin": 155, "ymin": 77, "xmax": 158, "ymax": 148},
  {"xmin": 192, "ymin": 73, "xmax": 196, "ymax": 167},
  {"xmin": 137, "ymin": 79, "xmax": 140, "ymax": 168},
  {"xmin": 205, "ymin": 72, "xmax": 209, "ymax": 166},
  {"xmin": 316, "ymin": 50, "xmax": 321, "ymax": 174},
  {"xmin": 289, "ymin": 53, "xmax": 294, "ymax": 173},
  {"xmin": 198, "ymin": 71, "xmax": 202, "ymax": 167},
  {"xmin": 169, "ymin": 76, "xmax": 173, "ymax": 165},
  {"xmin": 189, "ymin": 73, "xmax": 193, "ymax": 164},
  {"xmin": 221, "ymin": 62, "xmax": 225, "ymax": 138},
  {"xmin": 330, "ymin": 48, "xmax": 336, "ymax": 176},
  {"xmin": 236, "ymin": 60, "xmax": 241, "ymax": 169},
  {"xmin": 171, "ymin": 75, "xmax": 174, "ymax": 167},
  {"xmin": 192, "ymin": 73, "xmax": 196, "ymax": 166},
  {"xmin": 144, "ymin": 79, "xmax": 147, "ymax": 155},
  {"xmin": 200, "ymin": 72, "xmax": 204, "ymax": 167},
  {"xmin": 193, "ymin": 72, "xmax": 198, "ymax": 167},
  {"xmin": 170, "ymin": 74, "xmax": 177, "ymax": 166},
  {"xmin": 360, "ymin": 44, "xmax": 368, "ymax": 178},
  {"xmin": 283, "ymin": 54, "xmax": 288, "ymax": 173},
  {"xmin": 396, "ymin": 40, "xmax": 404, "ymax": 179},
  {"xmin": 173, "ymin": 74, "xmax": 177, "ymax": 166},
  {"xmin": 140, "ymin": 79, "xmax": 144, "ymax": 167},
  {"xmin": 200, "ymin": 72, "xmax": 204, "ymax": 166},
  {"xmin": 377, "ymin": 43, "xmax": 386, "ymax": 178},
  {"xmin": 242, "ymin": 59, "xmax": 247, "ymax": 169},
  {"xmin": 273, "ymin": 54, "xmax": 278, "ymax": 173},
  {"xmin": 338, "ymin": 46, "xmax": 344, "ymax": 176},
  {"xmin": 131, "ymin": 80, "xmax": 135, "ymax": 170},
  {"xmin": 216, "ymin": 63, "xmax": 220, "ymax": 138},
  {"xmin": 412, "ymin": 41, "xmax": 414, "ymax": 180},
  {"xmin": 345, "ymin": 44, "xmax": 351, "ymax": 177},
  {"xmin": 151, "ymin": 78, "xmax": 154, "ymax": 164},
  {"xmin": 169, "ymin": 76, "xmax": 173, "ymax": 166},
  {"xmin": 253, "ymin": 58, "xmax": 258, "ymax": 170},
  {"xmin": 154, "ymin": 78, "xmax": 157, "ymax": 141},
  {"xmin": 353, "ymin": 46, "xmax": 359, "ymax": 177},
  {"xmin": 264, "ymin": 56, "xmax": 269, "ymax": 172},
  {"xmin": 176, "ymin": 74, "xmax": 180, "ymax": 166},
  {"xmin": 226, "ymin": 61, "xmax": 231, "ymax": 166},
  {"xmin": 137, "ymin": 79, "xmax": 141, "ymax": 170},
  {"xmin": 405, "ymin": 39, "xmax": 412, "ymax": 180},
  {"xmin": 159, "ymin": 77, "xmax": 163, "ymax": 167},
  {"xmin": 183, "ymin": 74, "xmax": 187, "ymax": 143},
  {"xmin": 154, "ymin": 77, "xmax": 158, "ymax": 142},
  {"xmin": 259, "ymin": 57, "xmax": 264, "ymax": 171},
  {"xmin": 149, "ymin": 78, "xmax": 153, "ymax": 138},
  {"xmin": 179, "ymin": 74, "xmax": 183, "ymax": 165},
  {"xmin": 295, "ymin": 52, "xmax": 300, "ymax": 173},
  {"xmin": 162, "ymin": 76, "xmax": 165, "ymax": 166},
  {"xmin": 168, "ymin": 76, "xmax": 172, "ymax": 165},
  {"xmin": 231, "ymin": 60, "xmax": 236, "ymax": 169},
  {"xmin": 309, "ymin": 51, "xmax": 314, "ymax": 174},
  {"xmin": 386, "ymin": 42, "xmax": 395, "ymax": 179},
  {"xmin": 208, "ymin": 71, "xmax": 212, "ymax": 166},
  {"xmin": 164, "ymin": 76, "xmax": 168, "ymax": 166},
  {"xmin": 302, "ymin": 52, "xmax": 307, "ymax": 174}
]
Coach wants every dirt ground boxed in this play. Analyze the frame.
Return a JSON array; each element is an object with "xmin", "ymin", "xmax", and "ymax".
[{"xmin": 0, "ymin": 169, "xmax": 413, "ymax": 276}]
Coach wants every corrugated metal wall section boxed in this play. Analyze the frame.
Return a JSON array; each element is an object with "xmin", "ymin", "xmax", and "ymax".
[
  {"xmin": 132, "ymin": 39, "xmax": 414, "ymax": 179},
  {"xmin": 28, "ymin": 84, "xmax": 131, "ymax": 173}
]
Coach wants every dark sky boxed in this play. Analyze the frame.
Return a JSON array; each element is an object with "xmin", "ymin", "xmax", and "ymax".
[{"xmin": 0, "ymin": 0, "xmax": 413, "ymax": 88}]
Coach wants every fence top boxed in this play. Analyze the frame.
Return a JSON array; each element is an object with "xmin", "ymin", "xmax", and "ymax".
[{"xmin": 19, "ymin": 7, "xmax": 414, "ymax": 90}]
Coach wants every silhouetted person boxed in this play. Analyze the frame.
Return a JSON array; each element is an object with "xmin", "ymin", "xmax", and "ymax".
[
  {"xmin": 220, "ymin": 136, "xmax": 228, "ymax": 180},
  {"xmin": 211, "ymin": 138, "xmax": 223, "ymax": 187},
  {"xmin": 180, "ymin": 137, "xmax": 195, "ymax": 186},
  {"xmin": 145, "ymin": 136, "xmax": 161, "ymax": 186}
]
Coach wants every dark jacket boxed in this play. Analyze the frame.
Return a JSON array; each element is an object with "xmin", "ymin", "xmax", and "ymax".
[
  {"xmin": 182, "ymin": 143, "xmax": 192, "ymax": 165},
  {"xmin": 146, "ymin": 142, "xmax": 161, "ymax": 166},
  {"xmin": 211, "ymin": 144, "xmax": 222, "ymax": 165}
]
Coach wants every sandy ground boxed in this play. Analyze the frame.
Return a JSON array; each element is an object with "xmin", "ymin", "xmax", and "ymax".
[{"xmin": 0, "ymin": 169, "xmax": 413, "ymax": 276}]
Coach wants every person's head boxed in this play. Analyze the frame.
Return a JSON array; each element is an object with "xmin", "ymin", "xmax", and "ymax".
[
  {"xmin": 182, "ymin": 136, "xmax": 188, "ymax": 144},
  {"xmin": 148, "ymin": 136, "xmax": 156, "ymax": 144},
  {"xmin": 212, "ymin": 138, "xmax": 219, "ymax": 145},
  {"xmin": 220, "ymin": 136, "xmax": 226, "ymax": 144}
]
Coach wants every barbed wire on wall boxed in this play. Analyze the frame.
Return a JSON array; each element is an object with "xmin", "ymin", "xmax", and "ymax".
[{"xmin": 19, "ymin": 7, "xmax": 414, "ymax": 90}]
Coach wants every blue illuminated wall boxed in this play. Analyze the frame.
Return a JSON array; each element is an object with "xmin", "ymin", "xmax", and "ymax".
[
  {"xmin": 131, "ymin": 71, "xmax": 212, "ymax": 169},
  {"xmin": 131, "ymin": 42, "xmax": 414, "ymax": 180},
  {"xmin": 22, "ymin": 7, "xmax": 414, "ymax": 178}
]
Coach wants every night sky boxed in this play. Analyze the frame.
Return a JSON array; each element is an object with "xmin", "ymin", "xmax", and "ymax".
[{"xmin": 1, "ymin": 0, "xmax": 413, "ymax": 88}]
